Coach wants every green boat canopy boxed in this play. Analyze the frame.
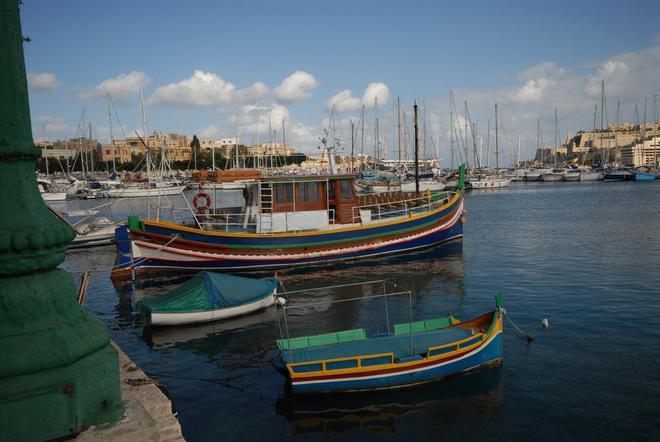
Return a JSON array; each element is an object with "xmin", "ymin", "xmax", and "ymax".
[{"xmin": 138, "ymin": 272, "xmax": 278, "ymax": 314}]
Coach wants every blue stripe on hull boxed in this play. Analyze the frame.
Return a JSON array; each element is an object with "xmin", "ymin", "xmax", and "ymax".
[
  {"xmin": 291, "ymin": 333, "xmax": 503, "ymax": 393},
  {"xmin": 137, "ymin": 219, "xmax": 463, "ymax": 271},
  {"xmin": 143, "ymin": 196, "xmax": 462, "ymax": 247}
]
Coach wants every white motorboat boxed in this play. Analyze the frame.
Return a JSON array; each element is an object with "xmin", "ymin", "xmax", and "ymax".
[
  {"xmin": 468, "ymin": 176, "xmax": 512, "ymax": 189},
  {"xmin": 563, "ymin": 169, "xmax": 581, "ymax": 181},
  {"xmin": 541, "ymin": 169, "xmax": 564, "ymax": 182}
]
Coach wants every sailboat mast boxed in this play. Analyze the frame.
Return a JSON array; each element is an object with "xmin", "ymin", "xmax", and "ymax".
[
  {"xmin": 553, "ymin": 107, "xmax": 558, "ymax": 168},
  {"xmin": 449, "ymin": 93, "xmax": 454, "ymax": 169},
  {"xmin": 414, "ymin": 101, "xmax": 420, "ymax": 193},
  {"xmin": 88, "ymin": 123, "xmax": 95, "ymax": 177},
  {"xmin": 282, "ymin": 118, "xmax": 286, "ymax": 171},
  {"xmin": 495, "ymin": 103, "xmax": 499, "ymax": 174},
  {"xmin": 350, "ymin": 120, "xmax": 355, "ymax": 172},
  {"xmin": 360, "ymin": 105, "xmax": 365, "ymax": 170},
  {"xmin": 140, "ymin": 90, "xmax": 149, "ymax": 177},
  {"xmin": 397, "ymin": 96, "xmax": 402, "ymax": 163},
  {"xmin": 107, "ymin": 94, "xmax": 115, "ymax": 173},
  {"xmin": 536, "ymin": 118, "xmax": 540, "ymax": 166},
  {"xmin": 592, "ymin": 105, "xmax": 597, "ymax": 165}
]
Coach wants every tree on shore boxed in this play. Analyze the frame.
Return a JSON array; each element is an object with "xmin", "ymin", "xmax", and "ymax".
[{"xmin": 190, "ymin": 135, "xmax": 200, "ymax": 170}]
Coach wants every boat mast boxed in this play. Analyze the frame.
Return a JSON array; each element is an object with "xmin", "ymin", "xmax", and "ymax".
[
  {"xmin": 414, "ymin": 101, "xmax": 420, "ymax": 194},
  {"xmin": 350, "ymin": 119, "xmax": 355, "ymax": 172},
  {"xmin": 655, "ymin": 94, "xmax": 658, "ymax": 167},
  {"xmin": 374, "ymin": 97, "xmax": 379, "ymax": 166},
  {"xmin": 643, "ymin": 97, "xmax": 648, "ymax": 166},
  {"xmin": 600, "ymin": 80, "xmax": 605, "ymax": 165},
  {"xmin": 495, "ymin": 102, "xmax": 499, "ymax": 175},
  {"xmin": 107, "ymin": 93, "xmax": 115, "ymax": 173},
  {"xmin": 536, "ymin": 118, "xmax": 541, "ymax": 167},
  {"xmin": 360, "ymin": 105, "xmax": 365, "ymax": 171},
  {"xmin": 88, "ymin": 122, "xmax": 95, "ymax": 177},
  {"xmin": 486, "ymin": 119, "xmax": 490, "ymax": 168},
  {"xmin": 397, "ymin": 96, "xmax": 402, "ymax": 164},
  {"xmin": 592, "ymin": 105, "xmax": 597, "ymax": 166},
  {"xmin": 553, "ymin": 107, "xmax": 558, "ymax": 168},
  {"xmin": 449, "ymin": 93, "xmax": 454, "ymax": 169}
]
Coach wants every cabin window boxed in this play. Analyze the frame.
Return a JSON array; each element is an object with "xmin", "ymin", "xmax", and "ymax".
[
  {"xmin": 298, "ymin": 182, "xmax": 318, "ymax": 202},
  {"xmin": 328, "ymin": 181, "xmax": 336, "ymax": 200},
  {"xmin": 340, "ymin": 180, "xmax": 353, "ymax": 199},
  {"xmin": 274, "ymin": 183, "xmax": 293, "ymax": 203}
]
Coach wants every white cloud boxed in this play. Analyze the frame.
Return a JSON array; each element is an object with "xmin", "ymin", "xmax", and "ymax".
[
  {"xmin": 363, "ymin": 83, "xmax": 390, "ymax": 107},
  {"xmin": 326, "ymin": 90, "xmax": 362, "ymax": 112},
  {"xmin": 327, "ymin": 82, "xmax": 390, "ymax": 112},
  {"xmin": 512, "ymin": 78, "xmax": 555, "ymax": 102},
  {"xmin": 273, "ymin": 70, "xmax": 319, "ymax": 102},
  {"xmin": 149, "ymin": 70, "xmax": 268, "ymax": 108},
  {"xmin": 200, "ymin": 124, "xmax": 221, "ymax": 139},
  {"xmin": 77, "ymin": 71, "xmax": 150, "ymax": 104},
  {"xmin": 225, "ymin": 103, "xmax": 321, "ymax": 153},
  {"xmin": 33, "ymin": 115, "xmax": 69, "ymax": 137},
  {"xmin": 519, "ymin": 62, "xmax": 567, "ymax": 81},
  {"xmin": 228, "ymin": 103, "xmax": 290, "ymax": 133},
  {"xmin": 27, "ymin": 72, "xmax": 60, "ymax": 90}
]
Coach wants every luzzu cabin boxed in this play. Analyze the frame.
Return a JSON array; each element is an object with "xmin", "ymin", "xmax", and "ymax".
[{"xmin": 197, "ymin": 174, "xmax": 446, "ymax": 234}]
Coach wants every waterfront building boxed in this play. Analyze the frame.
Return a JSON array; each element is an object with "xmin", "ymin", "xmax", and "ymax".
[
  {"xmin": 147, "ymin": 131, "xmax": 192, "ymax": 162},
  {"xmin": 624, "ymin": 136, "xmax": 660, "ymax": 167},
  {"xmin": 100, "ymin": 141, "xmax": 133, "ymax": 164},
  {"xmin": 248, "ymin": 142, "xmax": 295, "ymax": 156},
  {"xmin": 200, "ymin": 137, "xmax": 240, "ymax": 157}
]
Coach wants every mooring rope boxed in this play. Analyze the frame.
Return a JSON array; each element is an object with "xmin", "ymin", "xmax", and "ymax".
[{"xmin": 503, "ymin": 309, "xmax": 535, "ymax": 343}]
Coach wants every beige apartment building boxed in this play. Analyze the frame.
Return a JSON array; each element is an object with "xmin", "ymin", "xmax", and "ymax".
[{"xmin": 146, "ymin": 132, "xmax": 192, "ymax": 162}]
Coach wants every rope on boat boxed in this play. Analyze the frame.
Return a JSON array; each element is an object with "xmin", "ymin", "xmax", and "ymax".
[{"xmin": 502, "ymin": 308, "xmax": 535, "ymax": 343}]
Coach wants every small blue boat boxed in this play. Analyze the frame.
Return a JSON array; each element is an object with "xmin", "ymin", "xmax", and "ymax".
[
  {"xmin": 633, "ymin": 171, "xmax": 656, "ymax": 181},
  {"xmin": 274, "ymin": 282, "xmax": 504, "ymax": 394}
]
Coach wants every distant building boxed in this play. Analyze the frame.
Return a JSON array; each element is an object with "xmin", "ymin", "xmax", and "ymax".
[
  {"xmin": 147, "ymin": 132, "xmax": 191, "ymax": 162},
  {"xmin": 567, "ymin": 123, "xmax": 660, "ymax": 154},
  {"xmin": 98, "ymin": 137, "xmax": 144, "ymax": 164},
  {"xmin": 100, "ymin": 141, "xmax": 132, "ymax": 164},
  {"xmin": 200, "ymin": 137, "xmax": 240, "ymax": 157},
  {"xmin": 248, "ymin": 142, "xmax": 295, "ymax": 157},
  {"xmin": 623, "ymin": 136, "xmax": 660, "ymax": 167}
]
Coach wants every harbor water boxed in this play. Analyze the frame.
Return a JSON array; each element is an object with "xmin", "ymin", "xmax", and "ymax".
[{"xmin": 59, "ymin": 181, "xmax": 660, "ymax": 441}]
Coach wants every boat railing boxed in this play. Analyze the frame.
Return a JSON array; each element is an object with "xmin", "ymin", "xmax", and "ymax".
[
  {"xmin": 287, "ymin": 352, "xmax": 395, "ymax": 375},
  {"xmin": 196, "ymin": 212, "xmax": 258, "ymax": 232},
  {"xmin": 426, "ymin": 333, "xmax": 485, "ymax": 358},
  {"xmin": 351, "ymin": 190, "xmax": 455, "ymax": 224}
]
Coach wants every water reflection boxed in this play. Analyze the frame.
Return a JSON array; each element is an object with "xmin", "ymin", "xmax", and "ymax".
[
  {"xmin": 276, "ymin": 369, "xmax": 502, "ymax": 436},
  {"xmin": 132, "ymin": 243, "xmax": 466, "ymax": 353}
]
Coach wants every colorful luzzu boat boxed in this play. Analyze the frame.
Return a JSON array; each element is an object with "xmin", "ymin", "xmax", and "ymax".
[
  {"xmin": 111, "ymin": 166, "xmax": 466, "ymax": 279},
  {"xmin": 274, "ymin": 294, "xmax": 504, "ymax": 394}
]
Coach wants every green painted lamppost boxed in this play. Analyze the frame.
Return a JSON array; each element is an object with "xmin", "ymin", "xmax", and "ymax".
[{"xmin": 0, "ymin": 1, "xmax": 122, "ymax": 440}]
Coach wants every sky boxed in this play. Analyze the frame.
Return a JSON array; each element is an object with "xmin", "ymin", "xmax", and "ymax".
[{"xmin": 21, "ymin": 0, "xmax": 660, "ymax": 166}]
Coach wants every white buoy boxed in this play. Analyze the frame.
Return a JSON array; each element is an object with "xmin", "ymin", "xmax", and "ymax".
[
  {"xmin": 541, "ymin": 318, "xmax": 549, "ymax": 329},
  {"xmin": 276, "ymin": 296, "xmax": 287, "ymax": 306}
]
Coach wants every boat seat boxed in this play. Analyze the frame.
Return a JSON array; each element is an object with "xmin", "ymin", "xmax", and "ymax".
[
  {"xmin": 277, "ymin": 328, "xmax": 367, "ymax": 351},
  {"xmin": 394, "ymin": 315, "xmax": 455, "ymax": 335}
]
